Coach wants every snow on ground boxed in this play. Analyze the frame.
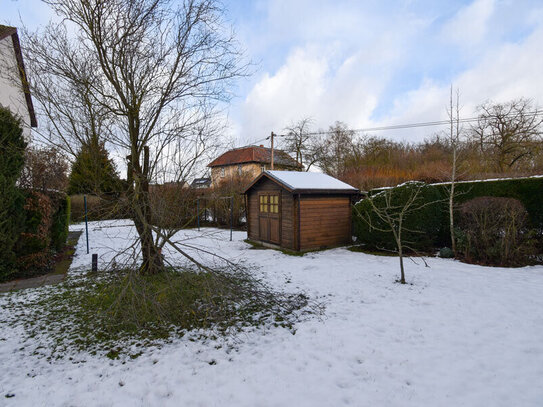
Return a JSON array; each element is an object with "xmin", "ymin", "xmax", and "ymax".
[{"xmin": 2, "ymin": 220, "xmax": 543, "ymax": 406}]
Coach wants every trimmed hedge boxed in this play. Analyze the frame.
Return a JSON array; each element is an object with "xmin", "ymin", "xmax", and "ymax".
[
  {"xmin": 354, "ymin": 176, "xmax": 543, "ymax": 252},
  {"xmin": 0, "ymin": 106, "xmax": 27, "ymax": 281},
  {"xmin": 353, "ymin": 182, "xmax": 445, "ymax": 252},
  {"xmin": 446, "ymin": 177, "xmax": 543, "ymax": 230},
  {"xmin": 15, "ymin": 191, "xmax": 54, "ymax": 275},
  {"xmin": 0, "ymin": 191, "xmax": 71, "ymax": 282}
]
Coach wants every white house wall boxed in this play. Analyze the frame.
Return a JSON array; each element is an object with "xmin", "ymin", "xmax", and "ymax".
[{"xmin": 0, "ymin": 35, "xmax": 32, "ymax": 140}]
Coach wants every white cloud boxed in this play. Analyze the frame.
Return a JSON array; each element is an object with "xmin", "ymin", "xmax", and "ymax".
[
  {"xmin": 381, "ymin": 20, "xmax": 543, "ymax": 141},
  {"xmin": 233, "ymin": 0, "xmax": 543, "ymax": 144},
  {"xmin": 441, "ymin": 0, "xmax": 495, "ymax": 46}
]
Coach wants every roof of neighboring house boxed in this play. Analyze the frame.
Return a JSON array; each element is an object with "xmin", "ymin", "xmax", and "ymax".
[
  {"xmin": 191, "ymin": 177, "xmax": 211, "ymax": 187},
  {"xmin": 244, "ymin": 170, "xmax": 359, "ymax": 194},
  {"xmin": 0, "ymin": 25, "xmax": 37, "ymax": 127},
  {"xmin": 208, "ymin": 145, "xmax": 300, "ymax": 168},
  {"xmin": 0, "ymin": 25, "xmax": 17, "ymax": 40}
]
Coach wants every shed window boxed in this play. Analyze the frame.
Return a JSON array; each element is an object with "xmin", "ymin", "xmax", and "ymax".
[
  {"xmin": 259, "ymin": 194, "xmax": 279, "ymax": 213},
  {"xmin": 259, "ymin": 195, "xmax": 268, "ymax": 212}
]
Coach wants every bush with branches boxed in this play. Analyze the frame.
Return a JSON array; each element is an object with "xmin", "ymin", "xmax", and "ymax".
[
  {"xmin": 20, "ymin": 146, "xmax": 69, "ymax": 193},
  {"xmin": 456, "ymin": 197, "xmax": 538, "ymax": 266}
]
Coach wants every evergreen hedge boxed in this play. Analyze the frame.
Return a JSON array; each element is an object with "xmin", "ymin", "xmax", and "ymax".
[
  {"xmin": 353, "ymin": 182, "xmax": 445, "ymax": 252},
  {"xmin": 15, "ymin": 191, "xmax": 54, "ymax": 276},
  {"xmin": 10, "ymin": 191, "xmax": 71, "ymax": 279},
  {"xmin": 353, "ymin": 176, "xmax": 543, "ymax": 252},
  {"xmin": 0, "ymin": 107, "xmax": 26, "ymax": 281}
]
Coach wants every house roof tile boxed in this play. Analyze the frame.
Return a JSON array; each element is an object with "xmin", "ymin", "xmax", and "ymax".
[{"xmin": 208, "ymin": 145, "xmax": 300, "ymax": 168}]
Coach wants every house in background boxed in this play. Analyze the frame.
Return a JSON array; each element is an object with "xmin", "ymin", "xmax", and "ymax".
[
  {"xmin": 0, "ymin": 25, "xmax": 37, "ymax": 139},
  {"xmin": 191, "ymin": 177, "xmax": 211, "ymax": 189},
  {"xmin": 208, "ymin": 145, "xmax": 300, "ymax": 187}
]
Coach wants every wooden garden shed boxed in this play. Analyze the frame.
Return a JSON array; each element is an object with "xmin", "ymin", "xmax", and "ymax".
[{"xmin": 244, "ymin": 171, "xmax": 359, "ymax": 251}]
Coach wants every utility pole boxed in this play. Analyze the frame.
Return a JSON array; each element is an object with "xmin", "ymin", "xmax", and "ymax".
[{"xmin": 270, "ymin": 131, "xmax": 275, "ymax": 170}]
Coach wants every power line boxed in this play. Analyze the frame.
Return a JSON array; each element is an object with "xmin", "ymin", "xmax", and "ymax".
[
  {"xmin": 271, "ymin": 111, "xmax": 543, "ymax": 138},
  {"xmin": 243, "ymin": 110, "xmax": 543, "ymax": 146}
]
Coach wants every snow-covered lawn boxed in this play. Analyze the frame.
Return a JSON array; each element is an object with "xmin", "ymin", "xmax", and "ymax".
[{"xmin": 1, "ymin": 220, "xmax": 543, "ymax": 406}]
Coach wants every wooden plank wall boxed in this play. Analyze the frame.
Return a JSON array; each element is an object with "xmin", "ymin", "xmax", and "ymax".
[
  {"xmin": 299, "ymin": 195, "xmax": 352, "ymax": 250},
  {"xmin": 281, "ymin": 193, "xmax": 295, "ymax": 250}
]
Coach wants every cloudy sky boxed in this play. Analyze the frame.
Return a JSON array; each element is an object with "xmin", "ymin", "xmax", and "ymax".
[{"xmin": 4, "ymin": 0, "xmax": 543, "ymax": 145}]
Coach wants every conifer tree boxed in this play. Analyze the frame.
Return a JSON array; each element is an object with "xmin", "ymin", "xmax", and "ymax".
[{"xmin": 68, "ymin": 134, "xmax": 121, "ymax": 195}]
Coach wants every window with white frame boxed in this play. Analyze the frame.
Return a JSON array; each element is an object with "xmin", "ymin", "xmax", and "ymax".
[{"xmin": 220, "ymin": 167, "xmax": 225, "ymax": 177}]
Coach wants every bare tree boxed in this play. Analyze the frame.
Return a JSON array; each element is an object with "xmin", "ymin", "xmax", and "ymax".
[
  {"xmin": 282, "ymin": 117, "xmax": 313, "ymax": 170},
  {"xmin": 316, "ymin": 121, "xmax": 360, "ymax": 178},
  {"xmin": 470, "ymin": 98, "xmax": 543, "ymax": 173},
  {"xmin": 23, "ymin": 0, "xmax": 247, "ymax": 274},
  {"xmin": 19, "ymin": 146, "xmax": 69, "ymax": 193},
  {"xmin": 357, "ymin": 182, "xmax": 438, "ymax": 284},
  {"xmin": 446, "ymin": 86, "xmax": 463, "ymax": 255}
]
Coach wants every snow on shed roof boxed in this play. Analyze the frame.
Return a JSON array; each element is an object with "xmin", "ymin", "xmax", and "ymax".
[{"xmin": 263, "ymin": 171, "xmax": 358, "ymax": 192}]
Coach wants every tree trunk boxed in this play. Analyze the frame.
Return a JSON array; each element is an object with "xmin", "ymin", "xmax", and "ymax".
[
  {"xmin": 131, "ymin": 145, "xmax": 164, "ymax": 274},
  {"xmin": 449, "ymin": 148, "xmax": 457, "ymax": 255},
  {"xmin": 398, "ymin": 245, "xmax": 406, "ymax": 284}
]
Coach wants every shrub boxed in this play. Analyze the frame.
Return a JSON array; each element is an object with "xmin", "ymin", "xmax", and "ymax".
[
  {"xmin": 353, "ymin": 181, "xmax": 445, "ymax": 253},
  {"xmin": 14, "ymin": 191, "xmax": 54, "ymax": 276},
  {"xmin": 439, "ymin": 247, "xmax": 454, "ymax": 258},
  {"xmin": 0, "ymin": 106, "xmax": 27, "ymax": 281},
  {"xmin": 450, "ymin": 177, "xmax": 543, "ymax": 231},
  {"xmin": 456, "ymin": 197, "xmax": 537, "ymax": 266},
  {"xmin": 70, "ymin": 194, "xmax": 127, "ymax": 222},
  {"xmin": 149, "ymin": 184, "xmax": 198, "ymax": 228},
  {"xmin": 50, "ymin": 195, "xmax": 71, "ymax": 251},
  {"xmin": 19, "ymin": 146, "xmax": 69, "ymax": 193}
]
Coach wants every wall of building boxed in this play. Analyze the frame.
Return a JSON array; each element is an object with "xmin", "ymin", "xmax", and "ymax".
[
  {"xmin": 0, "ymin": 36, "xmax": 31, "ymax": 140},
  {"xmin": 211, "ymin": 162, "xmax": 266, "ymax": 187},
  {"xmin": 211, "ymin": 162, "xmax": 301, "ymax": 188},
  {"xmin": 299, "ymin": 195, "xmax": 352, "ymax": 250}
]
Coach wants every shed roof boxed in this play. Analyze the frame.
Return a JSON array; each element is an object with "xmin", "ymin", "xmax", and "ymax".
[
  {"xmin": 208, "ymin": 145, "xmax": 300, "ymax": 168},
  {"xmin": 244, "ymin": 170, "xmax": 359, "ymax": 194}
]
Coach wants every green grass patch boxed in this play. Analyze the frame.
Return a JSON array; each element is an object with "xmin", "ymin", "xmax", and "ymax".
[{"xmin": 2, "ymin": 266, "xmax": 310, "ymax": 359}]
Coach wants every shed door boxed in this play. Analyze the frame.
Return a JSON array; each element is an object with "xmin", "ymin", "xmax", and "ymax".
[{"xmin": 258, "ymin": 193, "xmax": 280, "ymax": 244}]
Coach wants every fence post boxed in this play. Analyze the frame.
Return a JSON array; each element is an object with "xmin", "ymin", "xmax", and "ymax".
[
  {"xmin": 230, "ymin": 195, "xmax": 233, "ymax": 241},
  {"xmin": 92, "ymin": 253, "xmax": 98, "ymax": 272},
  {"xmin": 84, "ymin": 195, "xmax": 89, "ymax": 254},
  {"xmin": 197, "ymin": 198, "xmax": 200, "ymax": 231}
]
